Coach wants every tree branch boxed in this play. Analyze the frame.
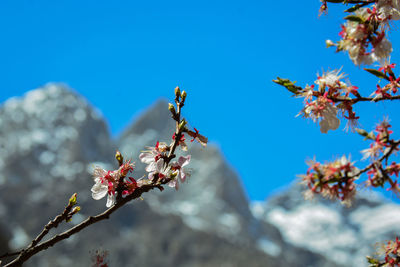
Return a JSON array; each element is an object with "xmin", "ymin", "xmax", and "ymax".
[{"xmin": 4, "ymin": 182, "xmax": 165, "ymax": 267}]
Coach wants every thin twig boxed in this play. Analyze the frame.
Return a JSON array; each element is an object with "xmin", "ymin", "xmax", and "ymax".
[
  {"xmin": 0, "ymin": 251, "xmax": 21, "ymax": 259},
  {"xmin": 329, "ymin": 95, "xmax": 400, "ymax": 104},
  {"xmin": 26, "ymin": 202, "xmax": 74, "ymax": 251},
  {"xmin": 349, "ymin": 139, "xmax": 400, "ymax": 179},
  {"xmin": 4, "ymin": 182, "xmax": 166, "ymax": 267},
  {"xmin": 325, "ymin": 0, "xmax": 374, "ymax": 4}
]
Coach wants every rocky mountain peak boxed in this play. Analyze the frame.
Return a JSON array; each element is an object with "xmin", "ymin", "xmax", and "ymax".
[
  {"xmin": 0, "ymin": 84, "xmax": 113, "ymax": 185},
  {"xmin": 252, "ymin": 183, "xmax": 400, "ymax": 266}
]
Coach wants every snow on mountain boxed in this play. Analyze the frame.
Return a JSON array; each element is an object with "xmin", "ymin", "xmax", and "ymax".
[{"xmin": 252, "ymin": 184, "xmax": 400, "ymax": 266}]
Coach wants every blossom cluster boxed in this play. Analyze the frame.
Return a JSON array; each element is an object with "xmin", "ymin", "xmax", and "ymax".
[
  {"xmin": 298, "ymin": 117, "xmax": 400, "ymax": 209},
  {"xmin": 282, "ymin": 2, "xmax": 400, "ymax": 266},
  {"xmin": 383, "ymin": 237, "xmax": 400, "ymax": 267},
  {"xmin": 296, "ymin": 69, "xmax": 359, "ymax": 133},
  {"xmin": 360, "ymin": 119, "xmax": 400, "ymax": 193},
  {"xmin": 139, "ymin": 141, "xmax": 191, "ymax": 190},
  {"xmin": 326, "ymin": 0, "xmax": 400, "ymax": 65},
  {"xmin": 90, "ymin": 87, "xmax": 207, "ymax": 207},
  {"xmin": 91, "ymin": 160, "xmax": 137, "ymax": 207},
  {"xmin": 368, "ymin": 237, "xmax": 400, "ymax": 267},
  {"xmin": 299, "ymin": 155, "xmax": 358, "ymax": 206},
  {"xmin": 275, "ymin": 61, "xmax": 400, "ymax": 134},
  {"xmin": 371, "ymin": 62, "xmax": 400, "ymax": 100}
]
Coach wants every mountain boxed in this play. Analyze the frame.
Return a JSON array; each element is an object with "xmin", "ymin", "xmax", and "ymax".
[
  {"xmin": 1, "ymin": 84, "xmax": 395, "ymax": 266},
  {"xmin": 251, "ymin": 184, "xmax": 400, "ymax": 266}
]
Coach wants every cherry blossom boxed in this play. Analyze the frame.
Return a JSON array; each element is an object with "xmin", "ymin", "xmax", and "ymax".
[
  {"xmin": 91, "ymin": 161, "xmax": 136, "ymax": 207},
  {"xmin": 168, "ymin": 155, "xmax": 191, "ymax": 190},
  {"xmin": 91, "ymin": 167, "xmax": 120, "ymax": 207},
  {"xmin": 376, "ymin": 0, "xmax": 400, "ymax": 21},
  {"xmin": 148, "ymin": 158, "xmax": 170, "ymax": 181},
  {"xmin": 300, "ymin": 94, "xmax": 340, "ymax": 133},
  {"xmin": 139, "ymin": 141, "xmax": 166, "ymax": 173},
  {"xmin": 333, "ymin": 6, "xmax": 395, "ymax": 65},
  {"xmin": 300, "ymin": 156, "xmax": 359, "ymax": 206}
]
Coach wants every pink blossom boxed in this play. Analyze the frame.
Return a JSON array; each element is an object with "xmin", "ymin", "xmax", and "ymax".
[
  {"xmin": 139, "ymin": 141, "xmax": 169, "ymax": 176},
  {"xmin": 168, "ymin": 155, "xmax": 191, "ymax": 190},
  {"xmin": 300, "ymin": 156, "xmax": 358, "ymax": 206},
  {"xmin": 300, "ymin": 95, "xmax": 340, "ymax": 133},
  {"xmin": 91, "ymin": 160, "xmax": 136, "ymax": 207},
  {"xmin": 148, "ymin": 158, "xmax": 169, "ymax": 181},
  {"xmin": 91, "ymin": 167, "xmax": 120, "ymax": 207}
]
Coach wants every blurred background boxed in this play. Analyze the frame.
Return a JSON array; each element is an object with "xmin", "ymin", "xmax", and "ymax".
[{"xmin": 1, "ymin": 1, "xmax": 400, "ymax": 266}]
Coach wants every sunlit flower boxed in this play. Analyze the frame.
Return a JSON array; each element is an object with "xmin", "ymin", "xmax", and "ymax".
[
  {"xmin": 168, "ymin": 155, "xmax": 191, "ymax": 190},
  {"xmin": 139, "ymin": 141, "xmax": 165, "ymax": 173},
  {"xmin": 335, "ymin": 7, "xmax": 394, "ymax": 65},
  {"xmin": 91, "ymin": 167, "xmax": 120, "ymax": 207},
  {"xmin": 372, "ymin": 35, "xmax": 392, "ymax": 62},
  {"xmin": 315, "ymin": 69, "xmax": 345, "ymax": 91},
  {"xmin": 148, "ymin": 158, "xmax": 169, "ymax": 181},
  {"xmin": 300, "ymin": 156, "xmax": 358, "ymax": 206},
  {"xmin": 300, "ymin": 95, "xmax": 340, "ymax": 133},
  {"xmin": 91, "ymin": 160, "xmax": 136, "ymax": 207},
  {"xmin": 319, "ymin": 103, "xmax": 340, "ymax": 133},
  {"xmin": 361, "ymin": 143, "xmax": 384, "ymax": 160},
  {"xmin": 377, "ymin": 0, "xmax": 400, "ymax": 20}
]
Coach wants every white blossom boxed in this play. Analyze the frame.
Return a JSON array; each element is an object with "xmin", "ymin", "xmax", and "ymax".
[
  {"xmin": 91, "ymin": 167, "xmax": 120, "ymax": 207},
  {"xmin": 319, "ymin": 103, "xmax": 340, "ymax": 133},
  {"xmin": 168, "ymin": 155, "xmax": 191, "ymax": 190},
  {"xmin": 377, "ymin": 0, "xmax": 400, "ymax": 20}
]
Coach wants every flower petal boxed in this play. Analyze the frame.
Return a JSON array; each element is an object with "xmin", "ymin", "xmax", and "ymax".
[
  {"xmin": 178, "ymin": 155, "xmax": 191, "ymax": 168},
  {"xmin": 106, "ymin": 193, "xmax": 116, "ymax": 207},
  {"xmin": 168, "ymin": 179, "xmax": 179, "ymax": 190},
  {"xmin": 91, "ymin": 184, "xmax": 108, "ymax": 200}
]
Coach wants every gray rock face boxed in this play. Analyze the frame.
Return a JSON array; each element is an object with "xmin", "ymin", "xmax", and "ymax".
[
  {"xmin": 0, "ymin": 85, "xmax": 345, "ymax": 266},
  {"xmin": 0, "ymin": 84, "xmax": 115, "ymax": 266}
]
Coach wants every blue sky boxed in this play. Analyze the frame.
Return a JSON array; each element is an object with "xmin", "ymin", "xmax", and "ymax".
[{"xmin": 1, "ymin": 0, "xmax": 400, "ymax": 201}]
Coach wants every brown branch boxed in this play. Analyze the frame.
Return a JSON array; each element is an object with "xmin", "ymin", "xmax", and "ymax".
[
  {"xmin": 0, "ymin": 251, "xmax": 21, "ymax": 259},
  {"xmin": 329, "ymin": 95, "xmax": 400, "ymax": 104},
  {"xmin": 350, "ymin": 139, "xmax": 400, "ymax": 179},
  {"xmin": 325, "ymin": 0, "xmax": 374, "ymax": 4},
  {"xmin": 27, "ymin": 200, "xmax": 75, "ymax": 251},
  {"xmin": 4, "ymin": 182, "xmax": 166, "ymax": 267},
  {"xmin": 166, "ymin": 88, "xmax": 186, "ymax": 164},
  {"xmin": 167, "ymin": 100, "xmax": 182, "ymax": 162}
]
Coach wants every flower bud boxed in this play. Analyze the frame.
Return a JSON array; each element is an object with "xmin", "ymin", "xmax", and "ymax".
[
  {"xmin": 168, "ymin": 103, "xmax": 176, "ymax": 114},
  {"xmin": 66, "ymin": 206, "xmax": 81, "ymax": 222},
  {"xmin": 175, "ymin": 86, "xmax": 181, "ymax": 97},
  {"xmin": 325, "ymin": 39, "xmax": 335, "ymax": 48},
  {"xmin": 115, "ymin": 150, "xmax": 123, "ymax": 165},
  {"xmin": 69, "ymin": 193, "xmax": 77, "ymax": 206},
  {"xmin": 179, "ymin": 119, "xmax": 187, "ymax": 131},
  {"xmin": 355, "ymin": 128, "xmax": 368, "ymax": 137},
  {"xmin": 72, "ymin": 206, "xmax": 81, "ymax": 214},
  {"xmin": 181, "ymin": 91, "xmax": 187, "ymax": 102}
]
